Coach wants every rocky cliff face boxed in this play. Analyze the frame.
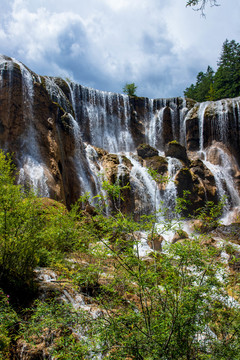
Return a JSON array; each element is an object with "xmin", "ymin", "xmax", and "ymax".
[{"xmin": 1, "ymin": 55, "xmax": 240, "ymax": 216}]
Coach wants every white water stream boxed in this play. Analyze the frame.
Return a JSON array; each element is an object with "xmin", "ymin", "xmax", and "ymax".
[
  {"xmin": 2, "ymin": 57, "xmax": 240, "ymax": 229},
  {"xmin": 15, "ymin": 59, "xmax": 49, "ymax": 196}
]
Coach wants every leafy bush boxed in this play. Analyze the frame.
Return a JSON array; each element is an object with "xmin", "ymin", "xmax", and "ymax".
[
  {"xmin": 123, "ymin": 82, "xmax": 137, "ymax": 96},
  {"xmin": 0, "ymin": 153, "xmax": 239, "ymax": 359},
  {"xmin": 0, "ymin": 288, "xmax": 19, "ymax": 358},
  {"xmin": 0, "ymin": 151, "xmax": 44, "ymax": 300},
  {"xmin": 20, "ymin": 299, "xmax": 91, "ymax": 359}
]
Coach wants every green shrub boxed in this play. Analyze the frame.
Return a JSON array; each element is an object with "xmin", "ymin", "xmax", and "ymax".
[{"xmin": 0, "ymin": 151, "xmax": 44, "ymax": 300}]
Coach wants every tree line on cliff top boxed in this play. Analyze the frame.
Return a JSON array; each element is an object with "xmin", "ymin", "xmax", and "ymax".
[{"xmin": 184, "ymin": 39, "xmax": 240, "ymax": 102}]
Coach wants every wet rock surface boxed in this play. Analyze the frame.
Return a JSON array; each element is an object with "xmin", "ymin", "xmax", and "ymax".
[
  {"xmin": 137, "ymin": 143, "xmax": 159, "ymax": 159},
  {"xmin": 0, "ymin": 55, "xmax": 240, "ymax": 216},
  {"xmin": 165, "ymin": 141, "xmax": 189, "ymax": 165}
]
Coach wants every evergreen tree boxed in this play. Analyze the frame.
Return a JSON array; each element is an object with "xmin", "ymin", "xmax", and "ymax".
[
  {"xmin": 184, "ymin": 66, "xmax": 214, "ymax": 101},
  {"xmin": 213, "ymin": 39, "xmax": 240, "ymax": 99},
  {"xmin": 184, "ymin": 39, "xmax": 240, "ymax": 101}
]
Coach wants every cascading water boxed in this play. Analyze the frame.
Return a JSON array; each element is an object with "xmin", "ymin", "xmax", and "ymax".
[
  {"xmin": 196, "ymin": 98, "xmax": 240, "ymax": 213},
  {"xmin": 179, "ymin": 98, "xmax": 188, "ymax": 146},
  {"xmin": 215, "ymin": 99, "xmax": 229, "ymax": 145},
  {"xmin": 85, "ymin": 144, "xmax": 110, "ymax": 213},
  {"xmin": 163, "ymin": 157, "xmax": 183, "ymax": 217},
  {"xmin": 204, "ymin": 149, "xmax": 240, "ymax": 212},
  {"xmin": 145, "ymin": 98, "xmax": 168, "ymax": 149},
  {"xmin": 44, "ymin": 76, "xmax": 71, "ymax": 111},
  {"xmin": 147, "ymin": 106, "xmax": 165, "ymax": 149},
  {"xmin": 69, "ymin": 84, "xmax": 134, "ymax": 153},
  {"xmin": 128, "ymin": 154, "xmax": 162, "ymax": 216},
  {"xmin": 1, "ymin": 55, "xmax": 240, "ymax": 221},
  {"xmin": 232, "ymin": 98, "xmax": 240, "ymax": 143},
  {"xmin": 145, "ymin": 98, "xmax": 185, "ymax": 150},
  {"xmin": 198, "ymin": 101, "xmax": 210, "ymax": 157},
  {"xmin": 14, "ymin": 59, "xmax": 49, "ymax": 196},
  {"xmin": 69, "ymin": 114, "xmax": 97, "ymax": 198},
  {"xmin": 85, "ymin": 144, "xmax": 103, "ymax": 195},
  {"xmin": 36, "ymin": 75, "xmax": 193, "ymax": 215},
  {"xmin": 170, "ymin": 99, "xmax": 178, "ymax": 140}
]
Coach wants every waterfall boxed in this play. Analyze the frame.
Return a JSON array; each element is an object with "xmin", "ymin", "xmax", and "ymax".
[
  {"xmin": 179, "ymin": 98, "xmax": 188, "ymax": 146},
  {"xmin": 69, "ymin": 114, "xmax": 97, "ymax": 198},
  {"xmin": 198, "ymin": 101, "xmax": 210, "ymax": 156},
  {"xmin": 18, "ymin": 158, "xmax": 49, "ymax": 196},
  {"xmin": 232, "ymin": 99, "xmax": 240, "ymax": 143},
  {"xmin": 146, "ymin": 98, "xmax": 166, "ymax": 149},
  {"xmin": 2, "ymin": 56, "xmax": 240, "ymax": 218},
  {"xmin": 69, "ymin": 85, "xmax": 134, "ymax": 153},
  {"xmin": 163, "ymin": 157, "xmax": 183, "ymax": 217},
  {"xmin": 85, "ymin": 144, "xmax": 110, "ymax": 213},
  {"xmin": 44, "ymin": 76, "xmax": 71, "ymax": 111},
  {"xmin": 128, "ymin": 154, "xmax": 162, "ymax": 216},
  {"xmin": 148, "ymin": 106, "xmax": 165, "ymax": 149},
  {"xmin": 170, "ymin": 99, "xmax": 178, "ymax": 140},
  {"xmin": 14, "ymin": 59, "xmax": 49, "ymax": 196},
  {"xmin": 204, "ymin": 149, "xmax": 240, "ymax": 211},
  {"xmin": 85, "ymin": 144, "xmax": 103, "ymax": 195},
  {"xmin": 215, "ymin": 99, "xmax": 229, "ymax": 144},
  {"xmin": 145, "ymin": 98, "xmax": 184, "ymax": 150}
]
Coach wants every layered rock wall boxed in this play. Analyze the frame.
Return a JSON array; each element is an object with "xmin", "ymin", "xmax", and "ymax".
[{"xmin": 0, "ymin": 55, "xmax": 240, "ymax": 214}]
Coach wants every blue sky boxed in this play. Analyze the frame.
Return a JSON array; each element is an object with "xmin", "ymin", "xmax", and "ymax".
[{"xmin": 0, "ymin": 0, "xmax": 240, "ymax": 98}]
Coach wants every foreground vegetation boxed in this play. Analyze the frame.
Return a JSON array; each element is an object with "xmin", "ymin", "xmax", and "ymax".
[{"xmin": 0, "ymin": 150, "xmax": 240, "ymax": 359}]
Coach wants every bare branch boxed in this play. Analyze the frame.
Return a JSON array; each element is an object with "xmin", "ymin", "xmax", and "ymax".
[{"xmin": 186, "ymin": 0, "xmax": 220, "ymax": 15}]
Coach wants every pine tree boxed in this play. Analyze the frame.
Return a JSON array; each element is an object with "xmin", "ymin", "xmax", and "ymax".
[
  {"xmin": 184, "ymin": 39, "xmax": 240, "ymax": 101},
  {"xmin": 184, "ymin": 66, "xmax": 214, "ymax": 101},
  {"xmin": 214, "ymin": 39, "xmax": 240, "ymax": 99}
]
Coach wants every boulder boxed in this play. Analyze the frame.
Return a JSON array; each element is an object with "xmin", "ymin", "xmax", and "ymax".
[
  {"xmin": 190, "ymin": 159, "xmax": 217, "ymax": 203},
  {"xmin": 101, "ymin": 154, "xmax": 120, "ymax": 183},
  {"xmin": 165, "ymin": 141, "xmax": 189, "ymax": 165},
  {"xmin": 190, "ymin": 219, "xmax": 218, "ymax": 233},
  {"xmin": 143, "ymin": 156, "xmax": 168, "ymax": 176},
  {"xmin": 147, "ymin": 234, "xmax": 164, "ymax": 252},
  {"xmin": 100, "ymin": 153, "xmax": 133, "ymax": 215},
  {"xmin": 172, "ymin": 230, "xmax": 189, "ymax": 244},
  {"xmin": 212, "ymin": 224, "xmax": 240, "ymax": 244},
  {"xmin": 137, "ymin": 144, "xmax": 159, "ymax": 159},
  {"xmin": 175, "ymin": 167, "xmax": 205, "ymax": 216}
]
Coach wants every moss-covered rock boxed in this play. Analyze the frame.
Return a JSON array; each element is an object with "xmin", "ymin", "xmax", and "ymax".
[
  {"xmin": 137, "ymin": 144, "xmax": 159, "ymax": 159},
  {"xmin": 165, "ymin": 141, "xmax": 189, "ymax": 165},
  {"xmin": 172, "ymin": 230, "xmax": 189, "ymax": 244},
  {"xmin": 175, "ymin": 167, "xmax": 205, "ymax": 216},
  {"xmin": 143, "ymin": 155, "xmax": 168, "ymax": 175},
  {"xmin": 147, "ymin": 234, "xmax": 164, "ymax": 252}
]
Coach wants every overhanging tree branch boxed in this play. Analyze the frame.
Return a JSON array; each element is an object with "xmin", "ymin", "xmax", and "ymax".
[{"xmin": 186, "ymin": 0, "xmax": 220, "ymax": 15}]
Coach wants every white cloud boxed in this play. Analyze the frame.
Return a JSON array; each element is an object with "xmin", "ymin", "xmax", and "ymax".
[{"xmin": 0, "ymin": 0, "xmax": 239, "ymax": 98}]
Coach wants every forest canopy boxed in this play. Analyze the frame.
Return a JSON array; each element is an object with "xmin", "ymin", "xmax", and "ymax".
[{"xmin": 184, "ymin": 39, "xmax": 240, "ymax": 102}]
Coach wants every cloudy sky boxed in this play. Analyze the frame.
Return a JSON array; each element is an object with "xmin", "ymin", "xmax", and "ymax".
[{"xmin": 0, "ymin": 0, "xmax": 239, "ymax": 98}]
